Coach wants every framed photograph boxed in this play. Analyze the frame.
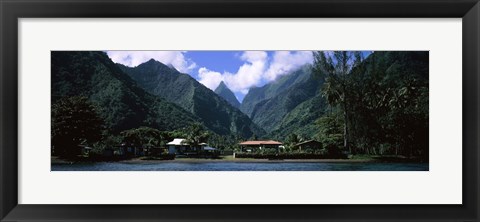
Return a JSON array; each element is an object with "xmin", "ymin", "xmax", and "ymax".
[{"xmin": 1, "ymin": 0, "xmax": 479, "ymax": 221}]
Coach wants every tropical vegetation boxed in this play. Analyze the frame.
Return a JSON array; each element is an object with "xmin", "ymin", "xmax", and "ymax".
[{"xmin": 51, "ymin": 51, "xmax": 428, "ymax": 162}]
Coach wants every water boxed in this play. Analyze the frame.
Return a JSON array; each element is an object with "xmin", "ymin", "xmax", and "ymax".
[{"xmin": 51, "ymin": 161, "xmax": 428, "ymax": 171}]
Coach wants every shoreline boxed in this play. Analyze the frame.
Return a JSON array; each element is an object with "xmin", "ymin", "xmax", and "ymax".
[
  {"xmin": 120, "ymin": 158, "xmax": 377, "ymax": 164},
  {"xmin": 52, "ymin": 156, "xmax": 426, "ymax": 164}
]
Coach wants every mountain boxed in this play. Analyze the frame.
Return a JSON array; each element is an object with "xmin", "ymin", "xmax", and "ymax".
[
  {"xmin": 267, "ymin": 94, "xmax": 326, "ymax": 139},
  {"xmin": 214, "ymin": 81, "xmax": 241, "ymax": 109},
  {"xmin": 51, "ymin": 51, "xmax": 199, "ymax": 133},
  {"xmin": 256, "ymin": 51, "xmax": 428, "ymax": 142},
  {"xmin": 239, "ymin": 65, "xmax": 325, "ymax": 137},
  {"xmin": 251, "ymin": 71, "xmax": 324, "ymax": 134},
  {"xmin": 240, "ymin": 65, "xmax": 312, "ymax": 117},
  {"xmin": 119, "ymin": 60, "xmax": 265, "ymax": 138}
]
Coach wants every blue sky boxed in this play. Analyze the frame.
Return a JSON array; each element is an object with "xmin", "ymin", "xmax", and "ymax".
[
  {"xmin": 107, "ymin": 51, "xmax": 315, "ymax": 102},
  {"xmin": 106, "ymin": 51, "xmax": 371, "ymax": 102},
  {"xmin": 185, "ymin": 51, "xmax": 246, "ymax": 74}
]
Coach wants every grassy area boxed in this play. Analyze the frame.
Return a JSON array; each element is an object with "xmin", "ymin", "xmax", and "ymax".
[
  {"xmin": 221, "ymin": 155, "xmax": 258, "ymax": 161},
  {"xmin": 53, "ymin": 153, "xmax": 426, "ymax": 164},
  {"xmin": 348, "ymin": 154, "xmax": 378, "ymax": 160},
  {"xmin": 349, "ymin": 154, "xmax": 427, "ymax": 163},
  {"xmin": 221, "ymin": 155, "xmax": 236, "ymax": 160}
]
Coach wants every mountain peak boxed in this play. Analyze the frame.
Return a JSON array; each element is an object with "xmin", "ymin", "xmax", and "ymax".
[
  {"xmin": 144, "ymin": 58, "xmax": 158, "ymax": 65},
  {"xmin": 214, "ymin": 81, "xmax": 230, "ymax": 94},
  {"xmin": 138, "ymin": 59, "xmax": 181, "ymax": 74},
  {"xmin": 137, "ymin": 58, "xmax": 161, "ymax": 68},
  {"xmin": 217, "ymin": 81, "xmax": 228, "ymax": 89},
  {"xmin": 214, "ymin": 81, "xmax": 241, "ymax": 109}
]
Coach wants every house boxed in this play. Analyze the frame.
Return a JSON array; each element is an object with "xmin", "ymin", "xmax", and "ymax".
[
  {"xmin": 238, "ymin": 140, "xmax": 283, "ymax": 152},
  {"xmin": 200, "ymin": 143, "xmax": 216, "ymax": 151},
  {"xmin": 167, "ymin": 138, "xmax": 189, "ymax": 154},
  {"xmin": 200, "ymin": 143, "xmax": 219, "ymax": 158},
  {"xmin": 116, "ymin": 143, "xmax": 144, "ymax": 157},
  {"xmin": 293, "ymin": 140, "xmax": 322, "ymax": 152},
  {"xmin": 167, "ymin": 139, "xmax": 217, "ymax": 156}
]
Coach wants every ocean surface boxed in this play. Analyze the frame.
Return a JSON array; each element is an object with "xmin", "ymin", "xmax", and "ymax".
[{"xmin": 51, "ymin": 161, "xmax": 428, "ymax": 171}]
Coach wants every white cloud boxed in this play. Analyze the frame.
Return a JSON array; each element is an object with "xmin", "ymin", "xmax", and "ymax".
[
  {"xmin": 106, "ymin": 51, "xmax": 197, "ymax": 74},
  {"xmin": 197, "ymin": 51, "xmax": 268, "ymax": 93},
  {"xmin": 198, "ymin": 67, "xmax": 223, "ymax": 90},
  {"xmin": 196, "ymin": 51, "xmax": 313, "ymax": 96},
  {"xmin": 223, "ymin": 51, "xmax": 268, "ymax": 93},
  {"xmin": 264, "ymin": 51, "xmax": 313, "ymax": 81},
  {"xmin": 240, "ymin": 51, "xmax": 268, "ymax": 62}
]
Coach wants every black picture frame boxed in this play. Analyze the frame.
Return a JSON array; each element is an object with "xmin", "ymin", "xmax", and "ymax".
[{"xmin": 1, "ymin": 0, "xmax": 479, "ymax": 221}]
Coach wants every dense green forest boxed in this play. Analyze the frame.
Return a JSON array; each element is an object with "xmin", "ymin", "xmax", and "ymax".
[
  {"xmin": 51, "ymin": 51, "xmax": 261, "ymax": 157},
  {"xmin": 51, "ymin": 52, "xmax": 199, "ymax": 156},
  {"xmin": 51, "ymin": 51, "xmax": 199, "ymax": 133},
  {"xmin": 51, "ymin": 51, "xmax": 428, "ymax": 160},
  {"xmin": 246, "ymin": 51, "xmax": 428, "ymax": 158},
  {"xmin": 313, "ymin": 51, "xmax": 429, "ymax": 157}
]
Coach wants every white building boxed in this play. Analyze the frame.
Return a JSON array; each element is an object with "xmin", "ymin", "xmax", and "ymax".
[
  {"xmin": 166, "ymin": 139, "xmax": 216, "ymax": 155},
  {"xmin": 166, "ymin": 138, "xmax": 189, "ymax": 154}
]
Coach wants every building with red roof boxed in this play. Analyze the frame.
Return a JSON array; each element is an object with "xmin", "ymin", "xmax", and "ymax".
[{"xmin": 238, "ymin": 140, "xmax": 283, "ymax": 152}]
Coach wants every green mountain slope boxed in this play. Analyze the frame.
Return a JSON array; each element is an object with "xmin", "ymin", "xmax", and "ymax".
[
  {"xmin": 51, "ymin": 51, "xmax": 199, "ymax": 133},
  {"xmin": 119, "ymin": 60, "xmax": 265, "ymax": 138},
  {"xmin": 266, "ymin": 51, "xmax": 428, "ymax": 146},
  {"xmin": 214, "ymin": 81, "xmax": 241, "ymax": 109},
  {"xmin": 241, "ymin": 65, "xmax": 324, "ymax": 135},
  {"xmin": 268, "ymin": 94, "xmax": 326, "ymax": 139},
  {"xmin": 240, "ymin": 65, "xmax": 312, "ymax": 117},
  {"xmin": 251, "ymin": 73, "xmax": 324, "ymax": 133}
]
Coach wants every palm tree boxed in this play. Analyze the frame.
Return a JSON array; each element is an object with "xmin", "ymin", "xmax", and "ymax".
[
  {"xmin": 185, "ymin": 123, "xmax": 210, "ymax": 156},
  {"xmin": 312, "ymin": 51, "xmax": 363, "ymax": 154}
]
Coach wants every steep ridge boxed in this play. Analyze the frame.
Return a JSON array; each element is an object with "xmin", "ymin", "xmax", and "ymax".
[
  {"xmin": 51, "ymin": 51, "xmax": 199, "ymax": 133},
  {"xmin": 214, "ymin": 81, "xmax": 241, "ymax": 109},
  {"xmin": 120, "ymin": 60, "xmax": 265, "ymax": 138}
]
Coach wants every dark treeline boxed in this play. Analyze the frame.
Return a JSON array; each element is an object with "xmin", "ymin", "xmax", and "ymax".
[
  {"xmin": 51, "ymin": 96, "xmax": 244, "ymax": 157},
  {"xmin": 313, "ymin": 51, "xmax": 428, "ymax": 160}
]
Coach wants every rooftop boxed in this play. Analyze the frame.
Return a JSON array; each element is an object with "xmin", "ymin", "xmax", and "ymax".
[
  {"xmin": 167, "ymin": 138, "xmax": 188, "ymax": 146},
  {"xmin": 239, "ymin": 140, "xmax": 282, "ymax": 145}
]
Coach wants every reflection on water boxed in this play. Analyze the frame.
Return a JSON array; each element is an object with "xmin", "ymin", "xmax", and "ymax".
[{"xmin": 51, "ymin": 161, "xmax": 428, "ymax": 171}]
